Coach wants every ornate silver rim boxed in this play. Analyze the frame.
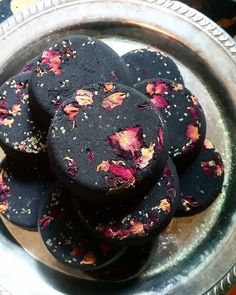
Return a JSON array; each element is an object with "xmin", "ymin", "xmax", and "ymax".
[{"xmin": 0, "ymin": 1, "xmax": 236, "ymax": 294}]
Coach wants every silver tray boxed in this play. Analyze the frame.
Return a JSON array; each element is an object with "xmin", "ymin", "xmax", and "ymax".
[{"xmin": 0, "ymin": 0, "xmax": 236, "ymax": 294}]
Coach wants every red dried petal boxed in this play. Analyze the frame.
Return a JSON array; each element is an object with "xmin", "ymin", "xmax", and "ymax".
[
  {"xmin": 153, "ymin": 198, "xmax": 171, "ymax": 213},
  {"xmin": 0, "ymin": 98, "xmax": 9, "ymax": 124},
  {"xmin": 63, "ymin": 104, "xmax": 80, "ymax": 127},
  {"xmin": 86, "ymin": 149, "xmax": 95, "ymax": 163},
  {"xmin": 97, "ymin": 226, "xmax": 130, "ymax": 239},
  {"xmin": 151, "ymin": 94, "xmax": 168, "ymax": 109},
  {"xmin": 172, "ymin": 83, "xmax": 184, "ymax": 91},
  {"xmin": 75, "ymin": 89, "xmax": 93, "ymax": 106},
  {"xmin": 201, "ymin": 159, "xmax": 224, "ymax": 177},
  {"xmin": 108, "ymin": 127, "xmax": 143, "ymax": 158},
  {"xmin": 0, "ymin": 171, "xmax": 10, "ymax": 201},
  {"xmin": 134, "ymin": 143, "xmax": 155, "ymax": 169},
  {"xmin": 64, "ymin": 157, "xmax": 78, "ymax": 176},
  {"xmin": 182, "ymin": 195, "xmax": 198, "ymax": 211},
  {"xmin": 101, "ymin": 92, "xmax": 127, "ymax": 111},
  {"xmin": 105, "ymin": 176, "xmax": 135, "ymax": 191},
  {"xmin": 103, "ymin": 83, "xmax": 115, "ymax": 92},
  {"xmin": 80, "ymin": 252, "xmax": 96, "ymax": 265},
  {"xmin": 204, "ymin": 139, "xmax": 214, "ymax": 150},
  {"xmin": 188, "ymin": 107, "xmax": 199, "ymax": 119},
  {"xmin": 146, "ymin": 81, "xmax": 168, "ymax": 96},
  {"xmin": 39, "ymin": 216, "xmax": 54, "ymax": 229},
  {"xmin": 155, "ymin": 127, "xmax": 164, "ymax": 153},
  {"xmin": 129, "ymin": 221, "xmax": 145, "ymax": 235},
  {"xmin": 96, "ymin": 160, "xmax": 110, "ymax": 172},
  {"xmin": 41, "ymin": 50, "xmax": 62, "ymax": 75},
  {"xmin": 190, "ymin": 95, "xmax": 200, "ymax": 106},
  {"xmin": 108, "ymin": 163, "xmax": 135, "ymax": 180},
  {"xmin": 186, "ymin": 124, "xmax": 200, "ymax": 143},
  {"xmin": 11, "ymin": 104, "xmax": 21, "ymax": 116}
]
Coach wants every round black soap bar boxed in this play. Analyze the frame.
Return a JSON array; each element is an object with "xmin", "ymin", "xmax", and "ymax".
[
  {"xmin": 72, "ymin": 159, "xmax": 179, "ymax": 246},
  {"xmin": 0, "ymin": 158, "xmax": 52, "ymax": 230},
  {"xmin": 175, "ymin": 139, "xmax": 224, "ymax": 216},
  {"xmin": 29, "ymin": 35, "xmax": 132, "ymax": 128},
  {"xmin": 134, "ymin": 79, "xmax": 206, "ymax": 169},
  {"xmin": 87, "ymin": 242, "xmax": 153, "ymax": 282},
  {"xmin": 48, "ymin": 83, "xmax": 169, "ymax": 203},
  {"xmin": 38, "ymin": 184, "xmax": 125, "ymax": 270},
  {"xmin": 21, "ymin": 56, "xmax": 38, "ymax": 73},
  {"xmin": 122, "ymin": 49, "xmax": 184, "ymax": 85},
  {"xmin": 0, "ymin": 72, "xmax": 47, "ymax": 163}
]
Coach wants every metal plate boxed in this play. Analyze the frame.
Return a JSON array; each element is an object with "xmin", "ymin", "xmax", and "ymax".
[{"xmin": 0, "ymin": 0, "xmax": 236, "ymax": 294}]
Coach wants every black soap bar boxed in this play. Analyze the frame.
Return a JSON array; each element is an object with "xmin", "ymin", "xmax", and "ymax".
[
  {"xmin": 134, "ymin": 79, "xmax": 206, "ymax": 169},
  {"xmin": 0, "ymin": 72, "xmax": 47, "ymax": 163},
  {"xmin": 38, "ymin": 184, "xmax": 125, "ymax": 270},
  {"xmin": 29, "ymin": 35, "xmax": 132, "ymax": 128},
  {"xmin": 72, "ymin": 159, "xmax": 179, "ymax": 246},
  {"xmin": 86, "ymin": 242, "xmax": 153, "ymax": 282},
  {"xmin": 175, "ymin": 139, "xmax": 224, "ymax": 216},
  {"xmin": 122, "ymin": 49, "xmax": 184, "ymax": 85},
  {"xmin": 0, "ymin": 158, "xmax": 52, "ymax": 230},
  {"xmin": 47, "ymin": 83, "xmax": 169, "ymax": 203}
]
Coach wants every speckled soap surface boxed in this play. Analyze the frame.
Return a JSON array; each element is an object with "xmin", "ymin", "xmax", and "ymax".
[
  {"xmin": 134, "ymin": 79, "xmax": 206, "ymax": 169},
  {"xmin": 0, "ymin": 72, "xmax": 47, "ymax": 162},
  {"xmin": 48, "ymin": 82, "xmax": 169, "ymax": 202},
  {"xmin": 73, "ymin": 159, "xmax": 179, "ymax": 246},
  {"xmin": 29, "ymin": 35, "xmax": 132, "ymax": 128}
]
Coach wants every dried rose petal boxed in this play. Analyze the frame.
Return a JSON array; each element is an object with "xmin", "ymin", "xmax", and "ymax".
[
  {"xmin": 153, "ymin": 198, "xmax": 171, "ymax": 213},
  {"xmin": 63, "ymin": 104, "xmax": 80, "ymax": 127},
  {"xmin": 101, "ymin": 92, "xmax": 127, "ymax": 111},
  {"xmin": 182, "ymin": 195, "xmax": 198, "ymax": 211},
  {"xmin": 0, "ymin": 171, "xmax": 10, "ymax": 200},
  {"xmin": 41, "ymin": 50, "xmax": 62, "ymax": 75},
  {"xmin": 172, "ymin": 83, "xmax": 184, "ymax": 91},
  {"xmin": 80, "ymin": 252, "xmax": 96, "ymax": 265},
  {"xmin": 188, "ymin": 107, "xmax": 199, "ymax": 119},
  {"xmin": 155, "ymin": 127, "xmax": 164, "ymax": 153},
  {"xmin": 108, "ymin": 127, "xmax": 143, "ymax": 158},
  {"xmin": 39, "ymin": 216, "xmax": 54, "ymax": 229},
  {"xmin": 190, "ymin": 95, "xmax": 200, "ymax": 106},
  {"xmin": 3, "ymin": 118, "xmax": 14, "ymax": 127},
  {"xmin": 75, "ymin": 89, "xmax": 93, "ymax": 106},
  {"xmin": 86, "ymin": 149, "xmax": 95, "ymax": 163},
  {"xmin": 151, "ymin": 95, "xmax": 168, "ymax": 109},
  {"xmin": 11, "ymin": 104, "xmax": 21, "ymax": 116},
  {"xmin": 204, "ymin": 139, "xmax": 214, "ymax": 150},
  {"xmin": 130, "ymin": 221, "xmax": 145, "ymax": 235},
  {"xmin": 15, "ymin": 82, "xmax": 26, "ymax": 90},
  {"xmin": 97, "ymin": 226, "xmax": 130, "ymax": 239},
  {"xmin": 134, "ymin": 143, "xmax": 155, "ymax": 169},
  {"xmin": 201, "ymin": 159, "xmax": 224, "ymax": 177},
  {"xmin": 146, "ymin": 81, "xmax": 168, "ymax": 96},
  {"xmin": 96, "ymin": 160, "xmax": 110, "ymax": 172},
  {"xmin": 63, "ymin": 157, "xmax": 78, "ymax": 176},
  {"xmin": 103, "ymin": 83, "xmax": 115, "ymax": 92},
  {"xmin": 108, "ymin": 162, "xmax": 135, "ymax": 181},
  {"xmin": 186, "ymin": 124, "xmax": 200, "ymax": 143},
  {"xmin": 106, "ymin": 176, "xmax": 136, "ymax": 192}
]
